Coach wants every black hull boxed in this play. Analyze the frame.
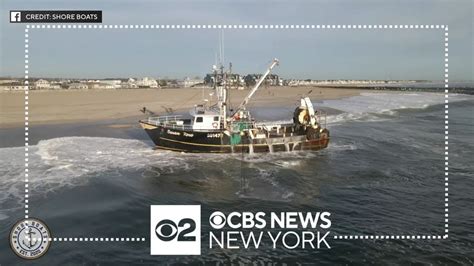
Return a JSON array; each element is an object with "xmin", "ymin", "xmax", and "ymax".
[{"xmin": 139, "ymin": 121, "xmax": 329, "ymax": 153}]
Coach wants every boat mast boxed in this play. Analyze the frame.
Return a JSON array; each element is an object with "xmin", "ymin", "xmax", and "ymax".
[
  {"xmin": 220, "ymin": 64, "xmax": 227, "ymax": 128},
  {"xmin": 231, "ymin": 58, "xmax": 279, "ymax": 118},
  {"xmin": 215, "ymin": 30, "xmax": 230, "ymax": 128},
  {"xmin": 212, "ymin": 33, "xmax": 227, "ymax": 128}
]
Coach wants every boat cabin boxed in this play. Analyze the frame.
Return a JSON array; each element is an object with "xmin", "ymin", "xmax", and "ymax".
[{"xmin": 190, "ymin": 105, "xmax": 221, "ymax": 130}]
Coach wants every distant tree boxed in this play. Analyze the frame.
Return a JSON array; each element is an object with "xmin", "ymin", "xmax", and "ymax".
[
  {"xmin": 204, "ymin": 74, "xmax": 213, "ymax": 85},
  {"xmin": 244, "ymin": 75, "xmax": 257, "ymax": 87}
]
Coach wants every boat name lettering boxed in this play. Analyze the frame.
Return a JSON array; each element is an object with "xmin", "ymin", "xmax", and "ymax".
[
  {"xmin": 167, "ymin": 130, "xmax": 181, "ymax": 136},
  {"xmin": 183, "ymin": 132, "xmax": 194, "ymax": 137}
]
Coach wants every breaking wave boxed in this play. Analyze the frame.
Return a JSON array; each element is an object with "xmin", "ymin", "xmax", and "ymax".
[
  {"xmin": 321, "ymin": 92, "xmax": 473, "ymax": 125},
  {"xmin": 0, "ymin": 136, "xmax": 323, "ymax": 218},
  {"xmin": 0, "ymin": 137, "xmax": 191, "ymax": 220}
]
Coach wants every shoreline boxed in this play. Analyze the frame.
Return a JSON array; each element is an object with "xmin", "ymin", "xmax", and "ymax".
[
  {"xmin": 0, "ymin": 87, "xmax": 367, "ymax": 128},
  {"xmin": 2, "ymin": 86, "xmax": 460, "ymax": 129}
]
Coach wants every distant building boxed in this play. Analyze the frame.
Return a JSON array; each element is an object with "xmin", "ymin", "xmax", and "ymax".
[
  {"xmin": 244, "ymin": 74, "xmax": 281, "ymax": 87},
  {"xmin": 101, "ymin": 79, "xmax": 122, "ymax": 89},
  {"xmin": 49, "ymin": 81, "xmax": 62, "ymax": 89},
  {"xmin": 89, "ymin": 82, "xmax": 115, "ymax": 89},
  {"xmin": 204, "ymin": 73, "xmax": 244, "ymax": 88},
  {"xmin": 160, "ymin": 79, "xmax": 179, "ymax": 88},
  {"xmin": 34, "ymin": 79, "xmax": 51, "ymax": 89},
  {"xmin": 178, "ymin": 77, "xmax": 203, "ymax": 88},
  {"xmin": 0, "ymin": 82, "xmax": 24, "ymax": 90},
  {"xmin": 68, "ymin": 83, "xmax": 89, "ymax": 90},
  {"xmin": 137, "ymin": 77, "xmax": 158, "ymax": 88},
  {"xmin": 32, "ymin": 79, "xmax": 62, "ymax": 89},
  {"xmin": 0, "ymin": 79, "xmax": 20, "ymax": 85},
  {"xmin": 125, "ymin": 78, "xmax": 138, "ymax": 88},
  {"xmin": 228, "ymin": 74, "xmax": 245, "ymax": 88}
]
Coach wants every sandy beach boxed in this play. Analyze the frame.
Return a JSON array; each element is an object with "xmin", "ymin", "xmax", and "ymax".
[{"xmin": 0, "ymin": 87, "xmax": 364, "ymax": 128}]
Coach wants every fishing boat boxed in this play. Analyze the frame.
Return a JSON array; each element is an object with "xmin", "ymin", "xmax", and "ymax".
[{"xmin": 139, "ymin": 59, "xmax": 330, "ymax": 153}]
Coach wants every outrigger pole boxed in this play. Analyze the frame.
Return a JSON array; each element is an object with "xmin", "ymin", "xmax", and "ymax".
[{"xmin": 231, "ymin": 58, "xmax": 279, "ymax": 118}]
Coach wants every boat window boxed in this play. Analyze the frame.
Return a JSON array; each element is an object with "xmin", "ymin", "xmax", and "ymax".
[
  {"xmin": 196, "ymin": 117, "xmax": 203, "ymax": 123},
  {"xmin": 214, "ymin": 116, "xmax": 219, "ymax": 121}
]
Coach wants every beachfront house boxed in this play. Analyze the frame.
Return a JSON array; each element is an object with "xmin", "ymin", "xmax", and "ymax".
[
  {"xmin": 0, "ymin": 81, "xmax": 24, "ymax": 91},
  {"xmin": 89, "ymin": 82, "xmax": 115, "ymax": 89},
  {"xmin": 204, "ymin": 73, "xmax": 244, "ymax": 89},
  {"xmin": 34, "ymin": 79, "xmax": 51, "ymax": 89},
  {"xmin": 244, "ymin": 74, "xmax": 281, "ymax": 87},
  {"xmin": 178, "ymin": 77, "xmax": 203, "ymax": 88},
  {"xmin": 125, "ymin": 78, "xmax": 138, "ymax": 88},
  {"xmin": 68, "ymin": 83, "xmax": 89, "ymax": 90},
  {"xmin": 228, "ymin": 74, "xmax": 245, "ymax": 88},
  {"xmin": 137, "ymin": 77, "xmax": 159, "ymax": 88},
  {"xmin": 101, "ymin": 79, "xmax": 122, "ymax": 89},
  {"xmin": 31, "ymin": 79, "xmax": 61, "ymax": 89},
  {"xmin": 49, "ymin": 82, "xmax": 62, "ymax": 90}
]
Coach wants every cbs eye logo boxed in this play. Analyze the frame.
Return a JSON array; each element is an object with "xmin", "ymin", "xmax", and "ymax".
[
  {"xmin": 209, "ymin": 211, "xmax": 226, "ymax": 229},
  {"xmin": 155, "ymin": 218, "xmax": 196, "ymax": 242},
  {"xmin": 150, "ymin": 205, "xmax": 201, "ymax": 255}
]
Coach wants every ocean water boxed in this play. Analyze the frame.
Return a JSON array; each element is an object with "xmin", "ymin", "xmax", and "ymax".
[{"xmin": 0, "ymin": 92, "xmax": 473, "ymax": 264}]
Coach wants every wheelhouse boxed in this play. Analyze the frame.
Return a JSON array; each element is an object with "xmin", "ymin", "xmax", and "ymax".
[{"xmin": 190, "ymin": 108, "xmax": 222, "ymax": 130}]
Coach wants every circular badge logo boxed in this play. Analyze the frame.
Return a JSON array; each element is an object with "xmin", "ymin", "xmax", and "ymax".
[
  {"xmin": 9, "ymin": 218, "xmax": 51, "ymax": 260},
  {"xmin": 209, "ymin": 211, "xmax": 226, "ymax": 229}
]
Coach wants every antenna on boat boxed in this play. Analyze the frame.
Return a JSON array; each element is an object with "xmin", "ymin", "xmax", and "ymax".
[
  {"xmin": 221, "ymin": 30, "xmax": 225, "ymax": 65},
  {"xmin": 218, "ymin": 30, "xmax": 224, "ymax": 66}
]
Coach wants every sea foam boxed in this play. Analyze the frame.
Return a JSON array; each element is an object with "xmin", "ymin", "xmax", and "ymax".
[{"xmin": 321, "ymin": 92, "xmax": 473, "ymax": 125}]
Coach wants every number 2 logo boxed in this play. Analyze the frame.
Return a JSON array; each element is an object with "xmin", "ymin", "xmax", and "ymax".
[{"xmin": 155, "ymin": 218, "xmax": 196, "ymax": 242}]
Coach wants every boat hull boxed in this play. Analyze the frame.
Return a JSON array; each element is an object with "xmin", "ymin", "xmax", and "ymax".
[{"xmin": 139, "ymin": 121, "xmax": 329, "ymax": 153}]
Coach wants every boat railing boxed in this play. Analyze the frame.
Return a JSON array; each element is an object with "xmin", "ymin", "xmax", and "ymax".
[
  {"xmin": 147, "ymin": 115, "xmax": 194, "ymax": 130},
  {"xmin": 148, "ymin": 115, "xmax": 182, "ymax": 124}
]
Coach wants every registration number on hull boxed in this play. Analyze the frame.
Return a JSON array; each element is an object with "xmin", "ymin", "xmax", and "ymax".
[{"xmin": 207, "ymin": 133, "xmax": 222, "ymax": 138}]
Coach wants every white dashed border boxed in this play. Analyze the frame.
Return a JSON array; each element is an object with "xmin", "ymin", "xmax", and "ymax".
[
  {"xmin": 29, "ymin": 237, "xmax": 146, "ymax": 243},
  {"xmin": 24, "ymin": 27, "xmax": 29, "ymax": 220},
  {"xmin": 23, "ymin": 24, "xmax": 449, "ymax": 241},
  {"xmin": 26, "ymin": 24, "xmax": 447, "ymax": 29},
  {"xmin": 444, "ymin": 26, "xmax": 449, "ymax": 238}
]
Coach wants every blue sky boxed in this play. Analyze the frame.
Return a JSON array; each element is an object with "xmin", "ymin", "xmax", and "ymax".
[{"xmin": 0, "ymin": 0, "xmax": 472, "ymax": 80}]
